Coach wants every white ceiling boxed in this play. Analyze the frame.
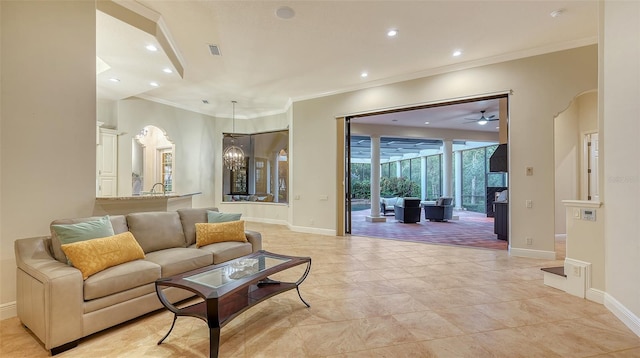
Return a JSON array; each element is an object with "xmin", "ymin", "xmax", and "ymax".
[{"xmin": 96, "ymin": 0, "xmax": 598, "ymax": 123}]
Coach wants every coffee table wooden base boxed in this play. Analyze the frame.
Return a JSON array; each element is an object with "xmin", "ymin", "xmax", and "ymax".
[{"xmin": 155, "ymin": 251, "xmax": 311, "ymax": 358}]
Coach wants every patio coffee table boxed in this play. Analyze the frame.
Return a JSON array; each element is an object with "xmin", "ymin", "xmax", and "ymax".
[{"xmin": 155, "ymin": 250, "xmax": 311, "ymax": 358}]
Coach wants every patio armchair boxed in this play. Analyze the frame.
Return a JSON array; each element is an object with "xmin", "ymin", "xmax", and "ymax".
[
  {"xmin": 380, "ymin": 197, "xmax": 399, "ymax": 215},
  {"xmin": 423, "ymin": 197, "xmax": 454, "ymax": 222},
  {"xmin": 394, "ymin": 197, "xmax": 422, "ymax": 223}
]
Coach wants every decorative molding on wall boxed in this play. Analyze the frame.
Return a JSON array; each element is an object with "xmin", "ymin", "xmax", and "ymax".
[
  {"xmin": 605, "ymin": 293, "xmax": 640, "ymax": 337},
  {"xmin": 509, "ymin": 247, "xmax": 557, "ymax": 260},
  {"xmin": 562, "ymin": 200, "xmax": 602, "ymax": 208},
  {"xmin": 564, "ymin": 258, "xmax": 591, "ymax": 298}
]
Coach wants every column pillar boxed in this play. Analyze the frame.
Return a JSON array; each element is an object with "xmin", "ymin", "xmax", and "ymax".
[
  {"xmin": 367, "ymin": 135, "xmax": 385, "ymax": 222},
  {"xmin": 420, "ymin": 156, "xmax": 427, "ymax": 200},
  {"xmin": 442, "ymin": 140, "xmax": 453, "ymax": 197},
  {"xmin": 455, "ymin": 150, "xmax": 463, "ymax": 209}
]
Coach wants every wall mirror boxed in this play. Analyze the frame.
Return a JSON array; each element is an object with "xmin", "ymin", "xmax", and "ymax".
[{"xmin": 132, "ymin": 125, "xmax": 175, "ymax": 195}]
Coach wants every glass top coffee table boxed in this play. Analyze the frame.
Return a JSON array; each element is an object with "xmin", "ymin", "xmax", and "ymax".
[{"xmin": 155, "ymin": 250, "xmax": 311, "ymax": 358}]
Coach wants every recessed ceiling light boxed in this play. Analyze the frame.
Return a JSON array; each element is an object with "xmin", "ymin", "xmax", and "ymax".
[
  {"xmin": 163, "ymin": 68, "xmax": 173, "ymax": 74},
  {"xmin": 392, "ymin": 119, "xmax": 398, "ymax": 122},
  {"xmin": 424, "ymin": 121, "xmax": 430, "ymax": 125},
  {"xmin": 387, "ymin": 29, "xmax": 398, "ymax": 37},
  {"xmin": 146, "ymin": 44, "xmax": 158, "ymax": 52},
  {"xmin": 275, "ymin": 6, "xmax": 295, "ymax": 19},
  {"xmin": 361, "ymin": 72, "xmax": 368, "ymax": 78},
  {"xmin": 550, "ymin": 9, "xmax": 564, "ymax": 18},
  {"xmin": 150, "ymin": 82, "xmax": 159, "ymax": 87},
  {"xmin": 109, "ymin": 78, "xmax": 120, "ymax": 82},
  {"xmin": 453, "ymin": 50, "xmax": 462, "ymax": 57}
]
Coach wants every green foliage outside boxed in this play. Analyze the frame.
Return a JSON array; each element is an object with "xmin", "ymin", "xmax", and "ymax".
[
  {"xmin": 351, "ymin": 180, "xmax": 371, "ymax": 199},
  {"xmin": 349, "ymin": 145, "xmax": 505, "ymax": 213},
  {"xmin": 380, "ymin": 177, "xmax": 419, "ymax": 197}
]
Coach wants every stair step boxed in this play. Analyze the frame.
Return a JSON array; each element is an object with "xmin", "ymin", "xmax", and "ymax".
[{"xmin": 541, "ymin": 266, "xmax": 566, "ymax": 277}]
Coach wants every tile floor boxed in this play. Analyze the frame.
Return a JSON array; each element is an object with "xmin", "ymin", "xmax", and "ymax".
[{"xmin": 1, "ymin": 222, "xmax": 638, "ymax": 357}]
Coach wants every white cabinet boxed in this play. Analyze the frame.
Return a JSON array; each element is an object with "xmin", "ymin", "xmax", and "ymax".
[{"xmin": 97, "ymin": 128, "xmax": 118, "ymax": 196}]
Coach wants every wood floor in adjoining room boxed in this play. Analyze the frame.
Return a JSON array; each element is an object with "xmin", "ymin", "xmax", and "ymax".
[{"xmin": 2, "ymin": 222, "xmax": 638, "ymax": 357}]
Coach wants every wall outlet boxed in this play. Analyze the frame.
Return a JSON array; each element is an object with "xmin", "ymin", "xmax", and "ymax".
[
  {"xmin": 526, "ymin": 200, "xmax": 533, "ymax": 208},
  {"xmin": 526, "ymin": 237, "xmax": 533, "ymax": 245},
  {"xmin": 526, "ymin": 166, "xmax": 534, "ymax": 176}
]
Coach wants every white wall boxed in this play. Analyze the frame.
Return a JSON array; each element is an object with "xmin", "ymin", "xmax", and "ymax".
[
  {"xmin": 554, "ymin": 98, "xmax": 579, "ymax": 235},
  {"xmin": 115, "ymin": 98, "xmax": 218, "ymax": 207},
  {"xmin": 602, "ymin": 0, "xmax": 640, "ymax": 334},
  {"xmin": 292, "ymin": 46, "xmax": 598, "ymax": 258},
  {"xmin": 1, "ymin": 1, "xmax": 96, "ymax": 316},
  {"xmin": 554, "ymin": 91, "xmax": 598, "ymax": 234}
]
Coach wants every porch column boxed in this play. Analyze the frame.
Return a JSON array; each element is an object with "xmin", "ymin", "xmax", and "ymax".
[
  {"xmin": 421, "ymin": 155, "xmax": 427, "ymax": 200},
  {"xmin": 367, "ymin": 135, "xmax": 385, "ymax": 222},
  {"xmin": 455, "ymin": 150, "xmax": 463, "ymax": 209},
  {"xmin": 442, "ymin": 139, "xmax": 453, "ymax": 197}
]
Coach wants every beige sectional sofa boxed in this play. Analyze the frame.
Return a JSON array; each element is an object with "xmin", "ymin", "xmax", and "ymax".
[{"xmin": 14, "ymin": 207, "xmax": 262, "ymax": 355}]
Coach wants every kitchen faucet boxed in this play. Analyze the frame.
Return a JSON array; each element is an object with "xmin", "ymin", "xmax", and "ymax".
[{"xmin": 150, "ymin": 182, "xmax": 165, "ymax": 194}]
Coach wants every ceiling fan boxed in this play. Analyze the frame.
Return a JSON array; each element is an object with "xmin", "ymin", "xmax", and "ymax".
[{"xmin": 465, "ymin": 110, "xmax": 499, "ymax": 125}]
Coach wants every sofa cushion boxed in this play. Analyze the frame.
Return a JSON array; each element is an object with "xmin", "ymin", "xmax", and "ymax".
[
  {"xmin": 195, "ymin": 241, "xmax": 253, "ymax": 264},
  {"xmin": 50, "ymin": 215, "xmax": 127, "ymax": 263},
  {"xmin": 83, "ymin": 259, "xmax": 160, "ymax": 301},
  {"xmin": 127, "ymin": 212, "xmax": 186, "ymax": 253},
  {"xmin": 144, "ymin": 247, "xmax": 213, "ymax": 277},
  {"xmin": 61, "ymin": 232, "xmax": 145, "ymax": 280},
  {"xmin": 195, "ymin": 221, "xmax": 247, "ymax": 248},
  {"xmin": 381, "ymin": 197, "xmax": 398, "ymax": 207},
  {"xmin": 51, "ymin": 216, "xmax": 114, "ymax": 263},
  {"xmin": 177, "ymin": 207, "xmax": 218, "ymax": 246},
  {"xmin": 207, "ymin": 210, "xmax": 242, "ymax": 223}
]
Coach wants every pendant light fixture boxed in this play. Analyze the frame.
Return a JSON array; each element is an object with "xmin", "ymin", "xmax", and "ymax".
[{"xmin": 223, "ymin": 101, "xmax": 245, "ymax": 171}]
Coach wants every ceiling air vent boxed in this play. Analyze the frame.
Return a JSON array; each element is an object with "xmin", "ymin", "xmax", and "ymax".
[{"xmin": 208, "ymin": 44, "xmax": 221, "ymax": 56}]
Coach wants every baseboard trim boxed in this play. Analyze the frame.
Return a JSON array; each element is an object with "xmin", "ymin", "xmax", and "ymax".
[
  {"xmin": 288, "ymin": 225, "xmax": 336, "ymax": 236},
  {"xmin": 509, "ymin": 247, "xmax": 556, "ymax": 260},
  {"xmin": 605, "ymin": 293, "xmax": 640, "ymax": 337},
  {"xmin": 244, "ymin": 217, "xmax": 288, "ymax": 226},
  {"xmin": 0, "ymin": 301, "xmax": 17, "ymax": 321},
  {"xmin": 586, "ymin": 288, "xmax": 605, "ymax": 304}
]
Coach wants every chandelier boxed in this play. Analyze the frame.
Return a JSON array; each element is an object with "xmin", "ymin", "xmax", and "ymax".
[{"xmin": 223, "ymin": 101, "xmax": 245, "ymax": 171}]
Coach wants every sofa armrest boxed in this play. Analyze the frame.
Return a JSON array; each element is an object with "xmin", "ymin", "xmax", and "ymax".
[
  {"xmin": 244, "ymin": 230, "xmax": 263, "ymax": 252},
  {"xmin": 15, "ymin": 236, "xmax": 84, "ymax": 351}
]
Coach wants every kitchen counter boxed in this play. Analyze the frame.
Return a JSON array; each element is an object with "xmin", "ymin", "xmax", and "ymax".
[{"xmin": 94, "ymin": 192, "xmax": 201, "ymax": 215}]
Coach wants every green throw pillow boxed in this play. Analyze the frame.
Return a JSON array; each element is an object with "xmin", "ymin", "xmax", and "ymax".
[
  {"xmin": 52, "ymin": 215, "xmax": 115, "ymax": 247},
  {"xmin": 207, "ymin": 210, "xmax": 242, "ymax": 223}
]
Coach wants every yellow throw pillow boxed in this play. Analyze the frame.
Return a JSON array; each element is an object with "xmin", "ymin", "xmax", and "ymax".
[
  {"xmin": 195, "ymin": 220, "xmax": 247, "ymax": 248},
  {"xmin": 61, "ymin": 232, "xmax": 145, "ymax": 280}
]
